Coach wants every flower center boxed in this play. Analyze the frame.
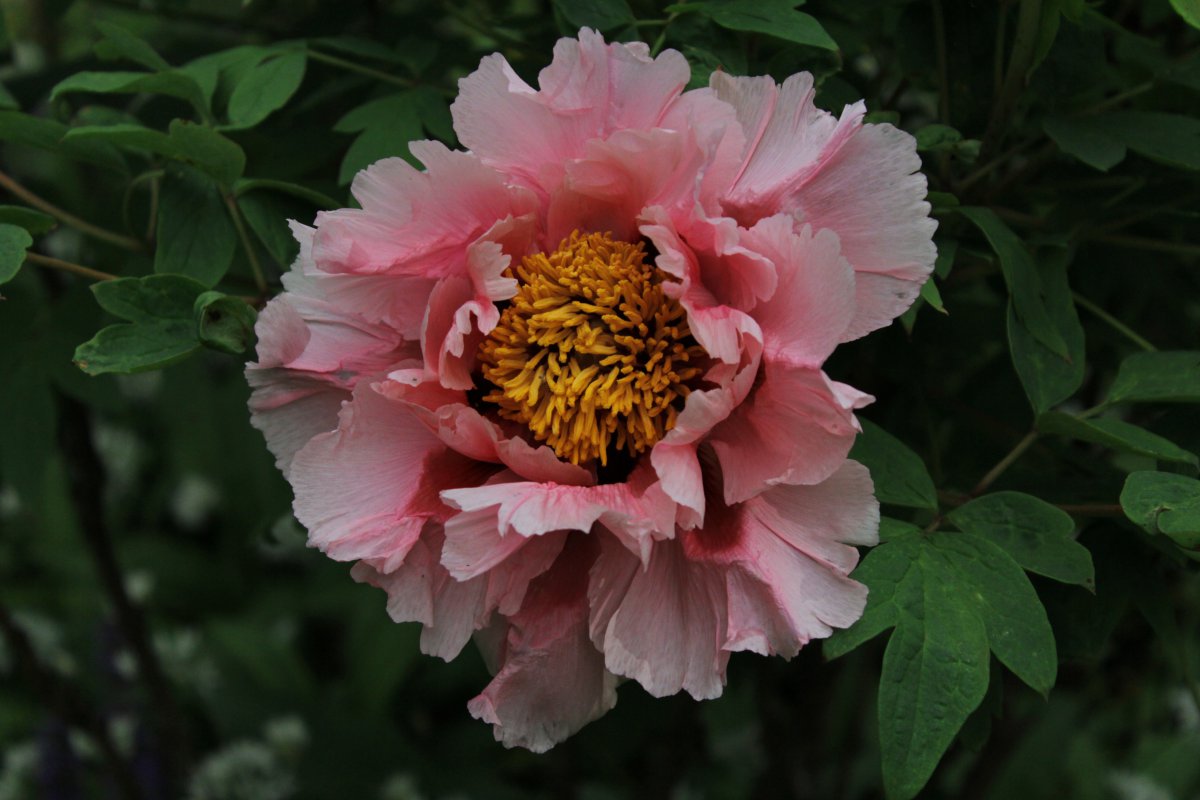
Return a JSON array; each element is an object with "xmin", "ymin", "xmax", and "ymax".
[{"xmin": 478, "ymin": 231, "xmax": 705, "ymax": 467}]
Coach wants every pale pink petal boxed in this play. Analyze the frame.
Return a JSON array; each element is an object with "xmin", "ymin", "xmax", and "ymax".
[
  {"xmin": 708, "ymin": 361, "xmax": 868, "ymax": 504},
  {"xmin": 351, "ymin": 527, "xmax": 488, "ymax": 661},
  {"xmin": 246, "ymin": 371, "xmax": 346, "ymax": 478},
  {"xmin": 740, "ymin": 218, "xmax": 856, "ymax": 366},
  {"xmin": 310, "ymin": 144, "xmax": 538, "ymax": 277},
  {"xmin": 452, "ymin": 30, "xmax": 689, "ymax": 193},
  {"xmin": 470, "ymin": 535, "xmax": 618, "ymax": 752},
  {"xmin": 440, "ymin": 464, "xmax": 676, "ymax": 560},
  {"xmin": 290, "ymin": 382, "xmax": 495, "ymax": 572},
  {"xmin": 650, "ymin": 386, "xmax": 736, "ymax": 528},
  {"xmin": 588, "ymin": 533, "xmax": 729, "ymax": 700}
]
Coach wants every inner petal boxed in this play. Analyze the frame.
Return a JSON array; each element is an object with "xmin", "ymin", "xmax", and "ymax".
[{"xmin": 477, "ymin": 231, "xmax": 706, "ymax": 467}]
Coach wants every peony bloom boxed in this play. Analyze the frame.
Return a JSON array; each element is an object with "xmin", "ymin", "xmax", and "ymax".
[{"xmin": 247, "ymin": 29, "xmax": 935, "ymax": 751}]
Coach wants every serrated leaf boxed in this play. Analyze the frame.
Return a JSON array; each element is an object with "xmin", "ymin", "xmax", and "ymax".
[
  {"xmin": 74, "ymin": 275, "xmax": 206, "ymax": 375},
  {"xmin": 553, "ymin": 0, "xmax": 636, "ymax": 30},
  {"xmin": 849, "ymin": 419, "xmax": 937, "ymax": 509},
  {"xmin": 93, "ymin": 21, "xmax": 171, "ymax": 71},
  {"xmin": 51, "ymin": 70, "xmax": 208, "ymax": 118},
  {"xmin": 1107, "ymin": 351, "xmax": 1200, "ymax": 404},
  {"xmin": 961, "ymin": 207, "xmax": 1069, "ymax": 359},
  {"xmin": 1038, "ymin": 411, "xmax": 1198, "ymax": 465},
  {"xmin": 194, "ymin": 291, "xmax": 257, "ymax": 354},
  {"xmin": 948, "ymin": 491, "xmax": 1094, "ymax": 588},
  {"xmin": 62, "ymin": 120, "xmax": 244, "ymax": 184},
  {"xmin": 828, "ymin": 529, "xmax": 1056, "ymax": 800},
  {"xmin": 1044, "ymin": 115, "xmax": 1127, "ymax": 171},
  {"xmin": 154, "ymin": 165, "xmax": 237, "ymax": 287},
  {"xmin": 0, "ymin": 206, "xmax": 56, "ymax": 235},
  {"xmin": 680, "ymin": 0, "xmax": 838, "ymax": 50},
  {"xmin": 0, "ymin": 223, "xmax": 32, "ymax": 285},
  {"xmin": 225, "ymin": 50, "xmax": 307, "ymax": 129},
  {"xmin": 1006, "ymin": 249, "xmax": 1085, "ymax": 413},
  {"xmin": 1120, "ymin": 471, "xmax": 1200, "ymax": 550}
]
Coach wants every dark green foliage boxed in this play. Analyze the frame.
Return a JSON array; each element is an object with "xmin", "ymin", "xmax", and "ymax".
[{"xmin": 1, "ymin": 2, "xmax": 1198, "ymax": 799}]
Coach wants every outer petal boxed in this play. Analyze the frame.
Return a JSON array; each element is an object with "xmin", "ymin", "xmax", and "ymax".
[
  {"xmin": 469, "ymin": 535, "xmax": 618, "ymax": 752},
  {"xmin": 451, "ymin": 29, "xmax": 689, "ymax": 193},
  {"xmin": 708, "ymin": 361, "xmax": 871, "ymax": 505},
  {"xmin": 290, "ymin": 381, "xmax": 494, "ymax": 572},
  {"xmin": 311, "ymin": 143, "xmax": 538, "ymax": 277},
  {"xmin": 711, "ymin": 73, "xmax": 936, "ymax": 337},
  {"xmin": 589, "ymin": 461, "xmax": 878, "ymax": 699}
]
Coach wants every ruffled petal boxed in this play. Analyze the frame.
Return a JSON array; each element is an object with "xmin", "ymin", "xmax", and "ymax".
[
  {"xmin": 452, "ymin": 29, "xmax": 689, "ymax": 193},
  {"xmin": 290, "ymin": 381, "xmax": 494, "ymax": 572},
  {"xmin": 469, "ymin": 535, "xmax": 618, "ymax": 752},
  {"xmin": 708, "ymin": 361, "xmax": 870, "ymax": 504}
]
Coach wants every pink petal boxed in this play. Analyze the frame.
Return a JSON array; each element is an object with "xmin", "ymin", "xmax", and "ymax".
[
  {"xmin": 740, "ymin": 217, "xmax": 856, "ymax": 367},
  {"xmin": 246, "ymin": 370, "xmax": 346, "ymax": 478},
  {"xmin": 588, "ymin": 533, "xmax": 729, "ymax": 700},
  {"xmin": 708, "ymin": 361, "xmax": 870, "ymax": 504},
  {"xmin": 311, "ymin": 144, "xmax": 538, "ymax": 277},
  {"xmin": 291, "ymin": 382, "xmax": 495, "ymax": 572},
  {"xmin": 451, "ymin": 30, "xmax": 689, "ymax": 193},
  {"xmin": 469, "ymin": 535, "xmax": 618, "ymax": 752}
]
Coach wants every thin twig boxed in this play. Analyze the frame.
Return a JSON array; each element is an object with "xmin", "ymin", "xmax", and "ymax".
[
  {"xmin": 972, "ymin": 430, "xmax": 1039, "ymax": 497},
  {"xmin": 305, "ymin": 48, "xmax": 424, "ymax": 91},
  {"xmin": 223, "ymin": 194, "xmax": 268, "ymax": 295},
  {"xmin": 1088, "ymin": 233, "xmax": 1200, "ymax": 259},
  {"xmin": 25, "ymin": 252, "xmax": 118, "ymax": 282},
  {"xmin": 0, "ymin": 604, "xmax": 144, "ymax": 800},
  {"xmin": 0, "ymin": 170, "xmax": 145, "ymax": 252},
  {"xmin": 981, "ymin": 0, "xmax": 1043, "ymax": 159},
  {"xmin": 1072, "ymin": 291, "xmax": 1157, "ymax": 352}
]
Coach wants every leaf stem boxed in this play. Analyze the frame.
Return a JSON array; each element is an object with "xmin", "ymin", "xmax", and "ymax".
[
  {"xmin": 971, "ymin": 430, "xmax": 1039, "ymax": 496},
  {"xmin": 305, "ymin": 48, "xmax": 420, "ymax": 90},
  {"xmin": 1071, "ymin": 291, "xmax": 1157, "ymax": 353},
  {"xmin": 25, "ymin": 251, "xmax": 118, "ymax": 282},
  {"xmin": 0, "ymin": 169, "xmax": 146, "ymax": 252},
  {"xmin": 223, "ymin": 193, "xmax": 268, "ymax": 295}
]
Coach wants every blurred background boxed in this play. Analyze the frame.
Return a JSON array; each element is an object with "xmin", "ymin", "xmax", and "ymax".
[{"xmin": 1, "ymin": 0, "xmax": 1199, "ymax": 798}]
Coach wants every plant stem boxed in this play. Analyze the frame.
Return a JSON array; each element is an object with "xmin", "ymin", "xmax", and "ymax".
[
  {"xmin": 1089, "ymin": 233, "xmax": 1200, "ymax": 259},
  {"xmin": 223, "ymin": 193, "xmax": 268, "ymax": 295},
  {"xmin": 932, "ymin": 0, "xmax": 951, "ymax": 124},
  {"xmin": 59, "ymin": 398, "xmax": 190, "ymax": 793},
  {"xmin": 25, "ymin": 252, "xmax": 118, "ymax": 282},
  {"xmin": 0, "ymin": 604, "xmax": 145, "ymax": 800},
  {"xmin": 1071, "ymin": 291, "xmax": 1157, "ymax": 352},
  {"xmin": 971, "ymin": 430, "xmax": 1039, "ymax": 496},
  {"xmin": 981, "ymin": 0, "xmax": 1042, "ymax": 158},
  {"xmin": 0, "ymin": 170, "xmax": 145, "ymax": 252},
  {"xmin": 1079, "ymin": 81, "xmax": 1154, "ymax": 116}
]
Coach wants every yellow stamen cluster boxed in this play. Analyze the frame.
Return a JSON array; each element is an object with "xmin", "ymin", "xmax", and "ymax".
[{"xmin": 478, "ymin": 231, "xmax": 705, "ymax": 466}]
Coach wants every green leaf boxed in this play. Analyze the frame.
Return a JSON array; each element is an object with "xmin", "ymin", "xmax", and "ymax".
[
  {"xmin": 680, "ymin": 0, "xmax": 838, "ymax": 50},
  {"xmin": 1096, "ymin": 112, "xmax": 1200, "ymax": 171},
  {"xmin": 233, "ymin": 178, "xmax": 338, "ymax": 210},
  {"xmin": 1169, "ymin": 0, "xmax": 1200, "ymax": 30},
  {"xmin": 1006, "ymin": 249, "xmax": 1085, "ymax": 413},
  {"xmin": 73, "ymin": 275, "xmax": 206, "ymax": 375},
  {"xmin": 915, "ymin": 124, "xmax": 963, "ymax": 152},
  {"xmin": 947, "ymin": 491, "xmax": 1094, "ymax": 588},
  {"xmin": 1043, "ymin": 115, "xmax": 1127, "ymax": 171},
  {"xmin": 194, "ymin": 291, "xmax": 257, "ymax": 355},
  {"xmin": 0, "ymin": 223, "xmax": 32, "ymax": 285},
  {"xmin": 0, "ymin": 82, "xmax": 17, "ymax": 111},
  {"xmin": 93, "ymin": 21, "xmax": 171, "ymax": 71},
  {"xmin": 62, "ymin": 120, "xmax": 245, "ymax": 184},
  {"xmin": 50, "ymin": 70, "xmax": 208, "ymax": 118},
  {"xmin": 225, "ymin": 50, "xmax": 307, "ymax": 129},
  {"xmin": 154, "ymin": 165, "xmax": 237, "ymax": 287},
  {"xmin": 1038, "ymin": 411, "xmax": 1198, "ymax": 465},
  {"xmin": 961, "ymin": 207, "xmax": 1068, "ymax": 359},
  {"xmin": 237, "ymin": 191, "xmax": 303, "ymax": 266},
  {"xmin": 1107, "ymin": 351, "xmax": 1200, "ymax": 404},
  {"xmin": 934, "ymin": 239, "xmax": 958, "ymax": 279},
  {"xmin": 0, "ymin": 111, "xmax": 127, "ymax": 172},
  {"xmin": 1120, "ymin": 471, "xmax": 1200, "ymax": 550},
  {"xmin": 0, "ymin": 206, "xmax": 56, "ymax": 235},
  {"xmin": 553, "ymin": 0, "xmax": 636, "ymax": 30},
  {"xmin": 848, "ymin": 419, "xmax": 938, "ymax": 509},
  {"xmin": 334, "ymin": 88, "xmax": 450, "ymax": 184},
  {"xmin": 829, "ymin": 529, "xmax": 1056, "ymax": 800}
]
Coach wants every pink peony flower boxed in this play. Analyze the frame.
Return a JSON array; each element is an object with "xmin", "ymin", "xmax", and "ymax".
[{"xmin": 247, "ymin": 29, "xmax": 935, "ymax": 751}]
